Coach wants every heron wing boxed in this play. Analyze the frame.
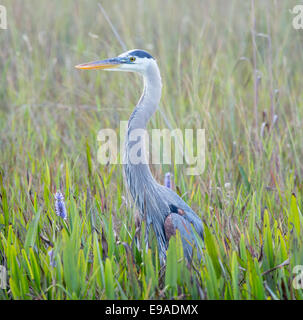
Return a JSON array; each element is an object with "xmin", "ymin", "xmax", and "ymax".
[
  {"xmin": 168, "ymin": 203, "xmax": 204, "ymax": 241},
  {"xmin": 160, "ymin": 185, "xmax": 204, "ymax": 260},
  {"xmin": 164, "ymin": 212, "xmax": 201, "ymax": 260},
  {"xmin": 160, "ymin": 185, "xmax": 204, "ymax": 240}
]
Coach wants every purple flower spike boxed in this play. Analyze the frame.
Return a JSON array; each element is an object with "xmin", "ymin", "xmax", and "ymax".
[
  {"xmin": 54, "ymin": 191, "xmax": 67, "ymax": 220},
  {"xmin": 48, "ymin": 249, "xmax": 56, "ymax": 267},
  {"xmin": 164, "ymin": 172, "xmax": 172, "ymax": 189}
]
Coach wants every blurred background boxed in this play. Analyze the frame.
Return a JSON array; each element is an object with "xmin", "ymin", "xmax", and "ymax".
[
  {"xmin": 1, "ymin": 0, "xmax": 303, "ymax": 300},
  {"xmin": 1, "ymin": 0, "xmax": 303, "ymax": 241},
  {"xmin": 1, "ymin": 1, "xmax": 303, "ymax": 188}
]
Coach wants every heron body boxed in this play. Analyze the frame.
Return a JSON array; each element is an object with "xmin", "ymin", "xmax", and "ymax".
[{"xmin": 76, "ymin": 49, "xmax": 204, "ymax": 264}]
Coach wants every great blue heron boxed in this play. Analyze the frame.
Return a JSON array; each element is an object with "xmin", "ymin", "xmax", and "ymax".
[{"xmin": 76, "ymin": 49, "xmax": 204, "ymax": 264}]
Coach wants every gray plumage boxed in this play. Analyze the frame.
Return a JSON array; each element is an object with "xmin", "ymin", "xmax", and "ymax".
[
  {"xmin": 122, "ymin": 50, "xmax": 204, "ymax": 264},
  {"xmin": 76, "ymin": 49, "xmax": 204, "ymax": 264}
]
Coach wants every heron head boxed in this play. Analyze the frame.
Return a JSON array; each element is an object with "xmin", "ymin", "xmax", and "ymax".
[{"xmin": 75, "ymin": 49, "xmax": 155, "ymax": 74}]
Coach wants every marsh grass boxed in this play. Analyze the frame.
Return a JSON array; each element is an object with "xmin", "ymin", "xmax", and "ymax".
[{"xmin": 0, "ymin": 0, "xmax": 303, "ymax": 299}]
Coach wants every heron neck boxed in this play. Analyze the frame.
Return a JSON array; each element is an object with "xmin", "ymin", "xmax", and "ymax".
[
  {"xmin": 128, "ymin": 61, "xmax": 162, "ymax": 130},
  {"xmin": 123, "ymin": 61, "xmax": 162, "ymax": 201}
]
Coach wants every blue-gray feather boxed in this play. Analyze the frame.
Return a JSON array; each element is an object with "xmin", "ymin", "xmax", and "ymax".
[
  {"xmin": 122, "ymin": 49, "xmax": 203, "ymax": 264},
  {"xmin": 128, "ymin": 49, "xmax": 154, "ymax": 59}
]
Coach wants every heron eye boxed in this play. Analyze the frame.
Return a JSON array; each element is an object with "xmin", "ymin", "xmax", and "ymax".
[{"xmin": 130, "ymin": 56, "xmax": 136, "ymax": 62}]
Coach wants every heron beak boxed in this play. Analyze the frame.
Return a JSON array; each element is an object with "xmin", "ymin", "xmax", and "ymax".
[{"xmin": 75, "ymin": 57, "xmax": 122, "ymax": 70}]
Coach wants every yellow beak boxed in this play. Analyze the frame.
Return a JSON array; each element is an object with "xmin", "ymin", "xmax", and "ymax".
[{"xmin": 75, "ymin": 57, "xmax": 122, "ymax": 70}]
